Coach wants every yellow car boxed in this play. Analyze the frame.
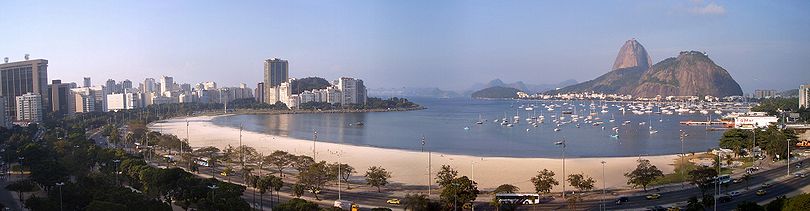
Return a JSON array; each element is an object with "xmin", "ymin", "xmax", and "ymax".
[
  {"xmin": 646, "ymin": 193, "xmax": 661, "ymax": 200},
  {"xmin": 386, "ymin": 198, "xmax": 401, "ymax": 205},
  {"xmin": 756, "ymin": 189, "xmax": 767, "ymax": 196}
]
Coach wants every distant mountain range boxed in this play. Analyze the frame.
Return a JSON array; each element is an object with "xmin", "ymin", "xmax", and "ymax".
[
  {"xmin": 550, "ymin": 39, "xmax": 743, "ymax": 97},
  {"xmin": 465, "ymin": 78, "xmax": 577, "ymax": 95}
]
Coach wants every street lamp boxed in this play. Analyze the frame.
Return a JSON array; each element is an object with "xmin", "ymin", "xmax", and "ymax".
[
  {"xmin": 601, "ymin": 160, "xmax": 606, "ymax": 211},
  {"xmin": 312, "ymin": 129, "xmax": 318, "ymax": 160},
  {"xmin": 555, "ymin": 138, "xmax": 566, "ymax": 200},
  {"xmin": 208, "ymin": 184, "xmax": 219, "ymax": 201},
  {"xmin": 329, "ymin": 150, "xmax": 343, "ymax": 200},
  {"xmin": 422, "ymin": 135, "xmax": 431, "ymax": 197},
  {"xmin": 113, "ymin": 159, "xmax": 121, "ymax": 185},
  {"xmin": 680, "ymin": 130, "xmax": 687, "ymax": 186},
  {"xmin": 56, "ymin": 182, "xmax": 65, "ymax": 211}
]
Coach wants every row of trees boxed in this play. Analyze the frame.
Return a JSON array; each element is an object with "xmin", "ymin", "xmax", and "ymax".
[{"xmin": 720, "ymin": 126, "xmax": 799, "ymax": 160}]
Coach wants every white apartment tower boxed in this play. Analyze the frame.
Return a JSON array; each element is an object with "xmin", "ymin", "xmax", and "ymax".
[{"xmin": 15, "ymin": 93, "xmax": 42, "ymax": 123}]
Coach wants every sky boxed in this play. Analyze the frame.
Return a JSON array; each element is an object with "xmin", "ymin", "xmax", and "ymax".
[{"xmin": 1, "ymin": 0, "xmax": 809, "ymax": 93}]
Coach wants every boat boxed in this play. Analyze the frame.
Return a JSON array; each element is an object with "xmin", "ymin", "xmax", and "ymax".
[
  {"xmin": 464, "ymin": 127, "xmax": 470, "ymax": 130},
  {"xmin": 554, "ymin": 128, "xmax": 561, "ymax": 132},
  {"xmin": 354, "ymin": 121, "xmax": 365, "ymax": 126},
  {"xmin": 610, "ymin": 134, "xmax": 619, "ymax": 139}
]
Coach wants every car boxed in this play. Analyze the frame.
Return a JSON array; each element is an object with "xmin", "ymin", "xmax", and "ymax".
[
  {"xmin": 386, "ymin": 198, "xmax": 401, "ymax": 205},
  {"xmin": 733, "ymin": 178, "xmax": 743, "ymax": 183},
  {"xmin": 718, "ymin": 196, "xmax": 732, "ymax": 203},
  {"xmin": 727, "ymin": 191, "xmax": 741, "ymax": 197},
  {"xmin": 615, "ymin": 196, "xmax": 629, "ymax": 205},
  {"xmin": 794, "ymin": 173, "xmax": 806, "ymax": 178},
  {"xmin": 756, "ymin": 189, "xmax": 767, "ymax": 196},
  {"xmin": 761, "ymin": 183, "xmax": 772, "ymax": 188},
  {"xmin": 646, "ymin": 193, "xmax": 661, "ymax": 200}
]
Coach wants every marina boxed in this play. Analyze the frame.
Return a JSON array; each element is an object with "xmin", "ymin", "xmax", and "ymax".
[{"xmin": 211, "ymin": 97, "xmax": 754, "ymax": 158}]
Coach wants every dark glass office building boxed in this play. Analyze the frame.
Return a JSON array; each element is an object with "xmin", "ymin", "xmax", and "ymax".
[{"xmin": 0, "ymin": 59, "xmax": 49, "ymax": 120}]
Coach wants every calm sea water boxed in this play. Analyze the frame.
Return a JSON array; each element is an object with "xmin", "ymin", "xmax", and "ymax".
[{"xmin": 211, "ymin": 98, "xmax": 728, "ymax": 158}]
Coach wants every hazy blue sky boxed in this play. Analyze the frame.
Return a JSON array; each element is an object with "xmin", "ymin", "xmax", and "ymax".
[{"xmin": 1, "ymin": 0, "xmax": 808, "ymax": 92}]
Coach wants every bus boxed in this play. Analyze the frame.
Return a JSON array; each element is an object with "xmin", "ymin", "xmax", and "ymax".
[
  {"xmin": 194, "ymin": 157, "xmax": 211, "ymax": 167},
  {"xmin": 495, "ymin": 193, "xmax": 544, "ymax": 205},
  {"xmin": 716, "ymin": 174, "xmax": 732, "ymax": 184}
]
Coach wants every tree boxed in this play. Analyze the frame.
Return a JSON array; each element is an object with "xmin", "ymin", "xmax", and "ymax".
[
  {"xmin": 566, "ymin": 173, "xmax": 595, "ymax": 210},
  {"xmin": 689, "ymin": 166, "xmax": 718, "ymax": 196},
  {"xmin": 719, "ymin": 129, "xmax": 752, "ymax": 158},
  {"xmin": 402, "ymin": 194, "xmax": 429, "ymax": 211},
  {"xmin": 493, "ymin": 184, "xmax": 519, "ymax": 194},
  {"xmin": 624, "ymin": 159, "xmax": 663, "ymax": 191},
  {"xmin": 5, "ymin": 179, "xmax": 39, "ymax": 203},
  {"xmin": 266, "ymin": 150, "xmax": 292, "ymax": 177},
  {"xmin": 365, "ymin": 166, "xmax": 392, "ymax": 193},
  {"xmin": 784, "ymin": 193, "xmax": 810, "ymax": 211},
  {"xmin": 290, "ymin": 155, "xmax": 315, "ymax": 173},
  {"xmin": 270, "ymin": 176, "xmax": 284, "ymax": 206},
  {"xmin": 435, "ymin": 165, "xmax": 458, "ymax": 188},
  {"xmin": 736, "ymin": 201, "xmax": 765, "ymax": 211},
  {"xmin": 685, "ymin": 196, "xmax": 703, "ymax": 211},
  {"xmin": 273, "ymin": 198, "xmax": 319, "ymax": 211},
  {"xmin": 439, "ymin": 176, "xmax": 479, "ymax": 210},
  {"xmin": 329, "ymin": 163, "xmax": 356, "ymax": 189},
  {"xmin": 298, "ymin": 161, "xmax": 330, "ymax": 200},
  {"xmin": 531, "ymin": 169, "xmax": 558, "ymax": 196},
  {"xmin": 291, "ymin": 183, "xmax": 305, "ymax": 198}
]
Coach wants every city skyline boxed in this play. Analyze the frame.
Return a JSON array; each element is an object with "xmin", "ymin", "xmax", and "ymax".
[{"xmin": 2, "ymin": 1, "xmax": 810, "ymax": 92}]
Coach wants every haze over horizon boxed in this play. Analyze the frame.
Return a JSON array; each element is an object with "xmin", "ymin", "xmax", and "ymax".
[{"xmin": 2, "ymin": 0, "xmax": 809, "ymax": 93}]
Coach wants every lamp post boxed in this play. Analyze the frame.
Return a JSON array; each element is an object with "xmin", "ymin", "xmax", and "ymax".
[
  {"xmin": 680, "ymin": 130, "xmax": 687, "ymax": 186},
  {"xmin": 312, "ymin": 129, "xmax": 317, "ymax": 161},
  {"xmin": 601, "ymin": 160, "xmax": 606, "ymax": 211},
  {"xmin": 787, "ymin": 138, "xmax": 791, "ymax": 177},
  {"xmin": 555, "ymin": 138, "xmax": 566, "ymax": 200},
  {"xmin": 422, "ymin": 135, "xmax": 431, "ymax": 197},
  {"xmin": 56, "ymin": 182, "xmax": 65, "ymax": 211},
  {"xmin": 113, "ymin": 159, "xmax": 121, "ymax": 186},
  {"xmin": 208, "ymin": 184, "xmax": 219, "ymax": 202},
  {"xmin": 330, "ymin": 150, "xmax": 343, "ymax": 200},
  {"xmin": 715, "ymin": 150, "xmax": 721, "ymax": 211},
  {"xmin": 471, "ymin": 161, "xmax": 476, "ymax": 211}
]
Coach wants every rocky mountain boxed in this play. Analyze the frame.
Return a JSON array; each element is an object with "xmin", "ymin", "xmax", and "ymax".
[
  {"xmin": 613, "ymin": 39, "xmax": 653, "ymax": 71},
  {"xmin": 471, "ymin": 86, "xmax": 523, "ymax": 99},
  {"xmin": 551, "ymin": 39, "xmax": 743, "ymax": 97},
  {"xmin": 631, "ymin": 51, "xmax": 742, "ymax": 97}
]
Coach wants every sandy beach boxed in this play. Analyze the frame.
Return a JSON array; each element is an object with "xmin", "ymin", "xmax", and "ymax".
[{"xmin": 150, "ymin": 115, "xmax": 677, "ymax": 192}]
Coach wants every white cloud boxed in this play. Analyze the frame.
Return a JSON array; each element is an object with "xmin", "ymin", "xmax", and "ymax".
[{"xmin": 689, "ymin": 3, "xmax": 726, "ymax": 15}]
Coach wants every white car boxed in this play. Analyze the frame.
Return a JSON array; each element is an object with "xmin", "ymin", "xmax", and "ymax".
[{"xmin": 727, "ymin": 191, "xmax": 742, "ymax": 197}]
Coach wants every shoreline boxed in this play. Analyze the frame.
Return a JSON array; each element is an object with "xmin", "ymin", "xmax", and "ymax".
[{"xmin": 150, "ymin": 115, "xmax": 677, "ymax": 192}]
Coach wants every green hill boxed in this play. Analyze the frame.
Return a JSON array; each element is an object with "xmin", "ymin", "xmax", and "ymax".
[{"xmin": 471, "ymin": 86, "xmax": 522, "ymax": 99}]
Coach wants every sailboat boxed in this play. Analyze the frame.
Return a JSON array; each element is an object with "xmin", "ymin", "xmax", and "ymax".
[
  {"xmin": 476, "ymin": 114, "xmax": 484, "ymax": 124},
  {"xmin": 648, "ymin": 115, "xmax": 658, "ymax": 134},
  {"xmin": 609, "ymin": 114, "xmax": 615, "ymax": 122}
]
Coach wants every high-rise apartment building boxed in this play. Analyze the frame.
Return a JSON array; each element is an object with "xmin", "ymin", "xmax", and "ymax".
[
  {"xmin": 160, "ymin": 76, "xmax": 174, "ymax": 96},
  {"xmin": 335, "ymin": 77, "xmax": 367, "ymax": 105},
  {"xmin": 263, "ymin": 58, "xmax": 289, "ymax": 103},
  {"xmin": 801, "ymin": 84, "xmax": 810, "ymax": 108},
  {"xmin": 49, "ymin": 80, "xmax": 77, "ymax": 115},
  {"xmin": 105, "ymin": 79, "xmax": 118, "ymax": 94},
  {"xmin": 83, "ymin": 77, "xmax": 92, "ymax": 87},
  {"xmin": 16, "ymin": 93, "xmax": 42, "ymax": 123},
  {"xmin": 255, "ymin": 82, "xmax": 265, "ymax": 103},
  {"xmin": 0, "ymin": 58, "xmax": 49, "ymax": 120},
  {"xmin": 122, "ymin": 79, "xmax": 133, "ymax": 90},
  {"xmin": 143, "ymin": 78, "xmax": 156, "ymax": 93},
  {"xmin": 0, "ymin": 97, "xmax": 10, "ymax": 128}
]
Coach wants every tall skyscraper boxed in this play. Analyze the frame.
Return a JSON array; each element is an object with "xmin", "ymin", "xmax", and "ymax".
[
  {"xmin": 0, "ymin": 96, "xmax": 10, "ymax": 128},
  {"xmin": 105, "ymin": 79, "xmax": 117, "ymax": 94},
  {"xmin": 160, "ymin": 76, "xmax": 174, "ymax": 96},
  {"xmin": 0, "ymin": 58, "xmax": 48, "ymax": 120},
  {"xmin": 122, "ymin": 79, "xmax": 133, "ymax": 90},
  {"xmin": 83, "ymin": 77, "xmax": 92, "ymax": 87},
  {"xmin": 16, "ymin": 93, "xmax": 42, "ymax": 123},
  {"xmin": 255, "ymin": 82, "xmax": 265, "ymax": 103},
  {"xmin": 263, "ymin": 58, "xmax": 289, "ymax": 103},
  {"xmin": 144, "ymin": 78, "xmax": 156, "ymax": 93},
  {"xmin": 801, "ymin": 84, "xmax": 810, "ymax": 108},
  {"xmin": 49, "ymin": 80, "xmax": 77, "ymax": 115},
  {"xmin": 336, "ymin": 77, "xmax": 367, "ymax": 105}
]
